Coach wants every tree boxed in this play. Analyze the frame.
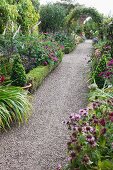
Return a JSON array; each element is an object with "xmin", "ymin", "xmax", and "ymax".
[
  {"xmin": 0, "ymin": 0, "xmax": 39, "ymax": 34},
  {"xmin": 39, "ymin": 3, "xmax": 67, "ymax": 33}
]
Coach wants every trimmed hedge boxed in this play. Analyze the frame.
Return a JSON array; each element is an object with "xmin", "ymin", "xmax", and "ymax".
[{"xmin": 27, "ymin": 63, "xmax": 59, "ymax": 93}]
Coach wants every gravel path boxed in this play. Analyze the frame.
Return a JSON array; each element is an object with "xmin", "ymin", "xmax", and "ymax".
[{"xmin": 0, "ymin": 40, "xmax": 92, "ymax": 170}]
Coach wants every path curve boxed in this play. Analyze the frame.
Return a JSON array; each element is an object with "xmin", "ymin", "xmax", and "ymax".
[{"xmin": 0, "ymin": 40, "xmax": 92, "ymax": 170}]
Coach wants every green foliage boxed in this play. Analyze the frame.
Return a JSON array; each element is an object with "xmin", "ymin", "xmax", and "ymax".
[
  {"xmin": 31, "ymin": 0, "xmax": 40, "ymax": 12},
  {"xmin": 0, "ymin": 5, "xmax": 9, "ymax": 34},
  {"xmin": 93, "ymin": 56, "xmax": 106, "ymax": 89},
  {"xmin": 0, "ymin": 0, "xmax": 39, "ymax": 34},
  {"xmin": 51, "ymin": 32, "xmax": 76, "ymax": 54},
  {"xmin": 63, "ymin": 85, "xmax": 113, "ymax": 170},
  {"xmin": 98, "ymin": 160, "xmax": 113, "ymax": 170},
  {"xmin": 66, "ymin": 6, "xmax": 103, "ymax": 35},
  {"xmin": 17, "ymin": 0, "xmax": 39, "ymax": 33},
  {"xmin": 14, "ymin": 34, "xmax": 63, "ymax": 71},
  {"xmin": 67, "ymin": 7, "xmax": 102, "ymax": 25},
  {"xmin": 84, "ymin": 20, "xmax": 98, "ymax": 39},
  {"xmin": 39, "ymin": 3, "xmax": 67, "ymax": 32},
  {"xmin": 27, "ymin": 65, "xmax": 56, "ymax": 93},
  {"xmin": 11, "ymin": 54, "xmax": 27, "ymax": 87},
  {"xmin": 0, "ymin": 86, "xmax": 31, "ymax": 129}
]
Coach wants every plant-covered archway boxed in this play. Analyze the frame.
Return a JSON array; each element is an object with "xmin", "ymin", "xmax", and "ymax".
[{"xmin": 66, "ymin": 7, "xmax": 103, "ymax": 38}]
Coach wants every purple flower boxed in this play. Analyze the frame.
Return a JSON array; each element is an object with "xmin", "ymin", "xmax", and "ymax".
[
  {"xmin": 99, "ymin": 72, "xmax": 104, "ymax": 76},
  {"xmin": 56, "ymin": 164, "xmax": 62, "ymax": 170},
  {"xmin": 82, "ymin": 126, "xmax": 94, "ymax": 133},
  {"xmin": 99, "ymin": 118, "xmax": 106, "ymax": 126},
  {"xmin": 79, "ymin": 108, "xmax": 88, "ymax": 116},
  {"xmin": 107, "ymin": 59, "xmax": 113, "ymax": 66},
  {"xmin": 86, "ymin": 135, "xmax": 95, "ymax": 142},
  {"xmin": 93, "ymin": 102, "xmax": 101, "ymax": 109},
  {"xmin": 52, "ymin": 57, "xmax": 58, "ymax": 62},
  {"xmin": 43, "ymin": 61, "xmax": 48, "ymax": 66},
  {"xmin": 70, "ymin": 113, "xmax": 81, "ymax": 121}
]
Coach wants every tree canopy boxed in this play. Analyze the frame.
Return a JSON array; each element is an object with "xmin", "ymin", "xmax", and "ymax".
[{"xmin": 0, "ymin": 0, "xmax": 39, "ymax": 34}]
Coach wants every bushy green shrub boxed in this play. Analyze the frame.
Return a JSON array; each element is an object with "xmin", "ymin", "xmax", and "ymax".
[
  {"xmin": 39, "ymin": 3, "xmax": 67, "ymax": 32},
  {"xmin": 27, "ymin": 63, "xmax": 60, "ymax": 93},
  {"xmin": 15, "ymin": 34, "xmax": 63, "ymax": 72},
  {"xmin": 93, "ymin": 56, "xmax": 106, "ymax": 88},
  {"xmin": 27, "ymin": 66, "xmax": 50, "ymax": 93},
  {"xmin": 0, "ymin": 0, "xmax": 39, "ymax": 34},
  {"xmin": 17, "ymin": 0, "xmax": 39, "ymax": 33},
  {"xmin": 52, "ymin": 33, "xmax": 76, "ymax": 54},
  {"xmin": 11, "ymin": 54, "xmax": 27, "ymax": 86}
]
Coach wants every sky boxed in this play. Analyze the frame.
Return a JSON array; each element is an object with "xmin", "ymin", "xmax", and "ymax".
[{"xmin": 40, "ymin": 0, "xmax": 113, "ymax": 16}]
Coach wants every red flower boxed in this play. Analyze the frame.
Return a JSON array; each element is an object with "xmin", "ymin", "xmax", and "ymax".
[
  {"xmin": 0, "ymin": 75, "xmax": 5, "ymax": 83},
  {"xmin": 99, "ymin": 118, "xmax": 106, "ymax": 126},
  {"xmin": 109, "ymin": 112, "xmax": 113, "ymax": 117}
]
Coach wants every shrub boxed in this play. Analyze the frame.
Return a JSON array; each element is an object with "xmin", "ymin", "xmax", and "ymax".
[
  {"xmin": 17, "ymin": 0, "xmax": 39, "ymax": 33},
  {"xmin": 93, "ymin": 56, "xmax": 106, "ymax": 88},
  {"xmin": 15, "ymin": 34, "xmax": 63, "ymax": 72},
  {"xmin": 53, "ymin": 33, "xmax": 76, "ymax": 54},
  {"xmin": 0, "ymin": 86, "xmax": 31, "ymax": 129},
  {"xmin": 27, "ymin": 63, "xmax": 60, "ymax": 93},
  {"xmin": 39, "ymin": 3, "xmax": 67, "ymax": 32},
  {"xmin": 11, "ymin": 54, "xmax": 27, "ymax": 87}
]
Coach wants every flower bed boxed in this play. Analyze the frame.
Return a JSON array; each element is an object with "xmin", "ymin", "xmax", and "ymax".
[{"xmin": 57, "ymin": 39, "xmax": 113, "ymax": 170}]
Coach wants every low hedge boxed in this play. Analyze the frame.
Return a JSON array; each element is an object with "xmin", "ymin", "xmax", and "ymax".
[{"xmin": 27, "ymin": 63, "xmax": 59, "ymax": 93}]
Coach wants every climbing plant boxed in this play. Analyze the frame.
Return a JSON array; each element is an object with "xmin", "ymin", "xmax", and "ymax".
[{"xmin": 66, "ymin": 7, "xmax": 103, "ymax": 37}]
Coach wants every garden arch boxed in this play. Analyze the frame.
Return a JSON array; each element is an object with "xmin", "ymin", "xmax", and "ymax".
[{"xmin": 66, "ymin": 7, "xmax": 103, "ymax": 38}]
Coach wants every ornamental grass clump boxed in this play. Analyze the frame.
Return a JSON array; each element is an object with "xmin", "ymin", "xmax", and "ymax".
[
  {"xmin": 0, "ymin": 86, "xmax": 31, "ymax": 129},
  {"xmin": 11, "ymin": 54, "xmax": 27, "ymax": 87}
]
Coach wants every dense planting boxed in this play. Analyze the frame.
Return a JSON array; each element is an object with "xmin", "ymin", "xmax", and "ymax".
[{"xmin": 56, "ymin": 11, "xmax": 113, "ymax": 170}]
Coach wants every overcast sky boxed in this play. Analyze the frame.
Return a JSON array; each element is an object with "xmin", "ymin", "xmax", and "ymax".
[{"xmin": 40, "ymin": 0, "xmax": 113, "ymax": 16}]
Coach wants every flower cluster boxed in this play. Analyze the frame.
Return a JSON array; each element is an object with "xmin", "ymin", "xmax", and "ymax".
[
  {"xmin": 99, "ymin": 59, "xmax": 113, "ymax": 81},
  {"xmin": 64, "ymin": 96, "xmax": 113, "ymax": 169}
]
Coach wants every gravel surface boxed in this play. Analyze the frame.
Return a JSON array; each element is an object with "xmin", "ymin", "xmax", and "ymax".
[{"xmin": 0, "ymin": 40, "xmax": 92, "ymax": 170}]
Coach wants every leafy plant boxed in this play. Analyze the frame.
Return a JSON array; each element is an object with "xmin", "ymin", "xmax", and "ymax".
[
  {"xmin": 0, "ymin": 86, "xmax": 31, "ymax": 129},
  {"xmin": 39, "ymin": 3, "xmax": 67, "ymax": 32},
  {"xmin": 11, "ymin": 54, "xmax": 27, "ymax": 86},
  {"xmin": 62, "ymin": 86, "xmax": 113, "ymax": 169},
  {"xmin": 93, "ymin": 56, "xmax": 106, "ymax": 89},
  {"xmin": 53, "ymin": 32, "xmax": 76, "ymax": 54}
]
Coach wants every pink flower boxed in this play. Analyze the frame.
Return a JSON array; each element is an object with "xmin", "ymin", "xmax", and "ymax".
[
  {"xmin": 43, "ymin": 61, "xmax": 48, "ymax": 66},
  {"xmin": 60, "ymin": 45, "xmax": 64, "ymax": 49},
  {"xmin": 107, "ymin": 59, "xmax": 113, "ymax": 66},
  {"xmin": 79, "ymin": 108, "xmax": 88, "ymax": 116},
  {"xmin": 52, "ymin": 57, "xmax": 58, "ymax": 62},
  {"xmin": 56, "ymin": 164, "xmax": 62, "ymax": 170},
  {"xmin": 70, "ymin": 113, "xmax": 81, "ymax": 121}
]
